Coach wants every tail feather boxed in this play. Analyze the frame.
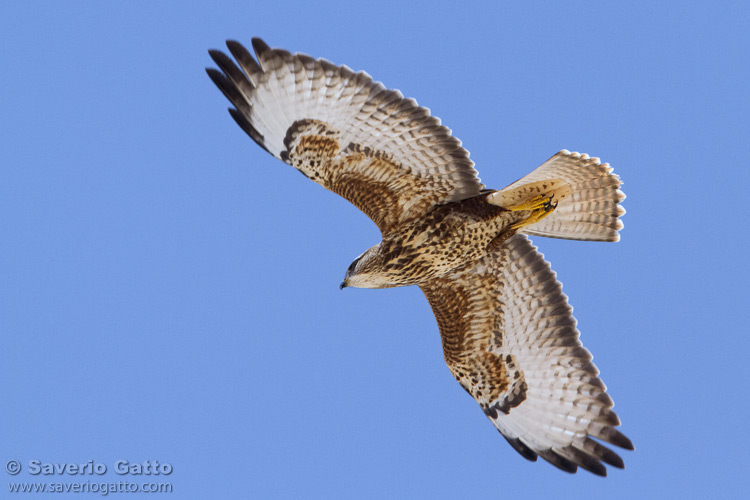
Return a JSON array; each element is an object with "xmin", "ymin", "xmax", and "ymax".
[{"xmin": 488, "ymin": 150, "xmax": 625, "ymax": 242}]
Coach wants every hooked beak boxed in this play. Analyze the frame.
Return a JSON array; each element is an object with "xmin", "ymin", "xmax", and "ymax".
[{"xmin": 339, "ymin": 278, "xmax": 349, "ymax": 290}]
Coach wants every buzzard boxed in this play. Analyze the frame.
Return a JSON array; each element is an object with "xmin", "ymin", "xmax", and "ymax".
[{"xmin": 207, "ymin": 38, "xmax": 632, "ymax": 476}]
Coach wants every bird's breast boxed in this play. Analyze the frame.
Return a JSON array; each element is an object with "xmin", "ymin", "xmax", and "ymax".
[{"xmin": 380, "ymin": 206, "xmax": 516, "ymax": 284}]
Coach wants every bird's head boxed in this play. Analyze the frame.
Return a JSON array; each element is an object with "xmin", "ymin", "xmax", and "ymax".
[{"xmin": 340, "ymin": 245, "xmax": 393, "ymax": 289}]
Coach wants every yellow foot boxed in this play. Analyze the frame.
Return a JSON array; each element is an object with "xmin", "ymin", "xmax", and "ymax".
[
  {"xmin": 506, "ymin": 193, "xmax": 556, "ymax": 212},
  {"xmin": 509, "ymin": 194, "xmax": 558, "ymax": 230}
]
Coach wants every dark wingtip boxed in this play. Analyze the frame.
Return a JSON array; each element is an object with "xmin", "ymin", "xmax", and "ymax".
[
  {"xmin": 228, "ymin": 108, "xmax": 269, "ymax": 154},
  {"xmin": 592, "ymin": 465, "xmax": 607, "ymax": 477},
  {"xmin": 611, "ymin": 429, "xmax": 635, "ymax": 451},
  {"xmin": 538, "ymin": 449, "xmax": 578, "ymax": 474},
  {"xmin": 577, "ymin": 455, "xmax": 607, "ymax": 477},
  {"xmin": 584, "ymin": 438, "xmax": 626, "ymax": 469},
  {"xmin": 205, "ymin": 67, "xmax": 227, "ymax": 88},
  {"xmin": 225, "ymin": 39, "xmax": 245, "ymax": 55},
  {"xmin": 251, "ymin": 37, "xmax": 271, "ymax": 56},
  {"xmin": 606, "ymin": 452, "xmax": 625, "ymax": 469},
  {"xmin": 501, "ymin": 434, "xmax": 538, "ymax": 462},
  {"xmin": 621, "ymin": 435, "xmax": 635, "ymax": 451},
  {"xmin": 226, "ymin": 39, "xmax": 262, "ymax": 75},
  {"xmin": 207, "ymin": 48, "xmax": 224, "ymax": 61}
]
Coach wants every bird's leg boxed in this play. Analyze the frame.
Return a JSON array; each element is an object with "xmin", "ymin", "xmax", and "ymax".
[
  {"xmin": 506, "ymin": 192, "xmax": 556, "ymax": 212},
  {"xmin": 508, "ymin": 194, "xmax": 558, "ymax": 230}
]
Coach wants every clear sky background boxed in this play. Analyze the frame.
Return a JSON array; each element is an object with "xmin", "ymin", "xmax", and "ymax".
[{"xmin": 2, "ymin": 1, "xmax": 749, "ymax": 499}]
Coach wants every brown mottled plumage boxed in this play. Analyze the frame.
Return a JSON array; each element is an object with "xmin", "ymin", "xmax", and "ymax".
[{"xmin": 207, "ymin": 38, "xmax": 631, "ymax": 476}]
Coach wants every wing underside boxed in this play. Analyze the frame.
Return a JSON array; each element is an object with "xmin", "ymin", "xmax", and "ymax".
[
  {"xmin": 207, "ymin": 38, "xmax": 485, "ymax": 233},
  {"xmin": 420, "ymin": 234, "xmax": 633, "ymax": 476},
  {"xmin": 208, "ymin": 38, "xmax": 632, "ymax": 476}
]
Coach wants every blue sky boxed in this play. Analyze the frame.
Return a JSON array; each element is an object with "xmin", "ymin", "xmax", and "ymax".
[{"xmin": 2, "ymin": 1, "xmax": 748, "ymax": 498}]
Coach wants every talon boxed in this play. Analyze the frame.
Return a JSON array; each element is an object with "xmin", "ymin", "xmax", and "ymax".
[
  {"xmin": 509, "ymin": 194, "xmax": 559, "ymax": 231},
  {"xmin": 507, "ymin": 194, "xmax": 553, "ymax": 212},
  {"xmin": 542, "ymin": 194, "xmax": 556, "ymax": 212}
]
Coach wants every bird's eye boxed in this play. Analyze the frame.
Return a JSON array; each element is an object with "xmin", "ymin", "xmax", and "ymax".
[{"xmin": 347, "ymin": 258, "xmax": 359, "ymax": 274}]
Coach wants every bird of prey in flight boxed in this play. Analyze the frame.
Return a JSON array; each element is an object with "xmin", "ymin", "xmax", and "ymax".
[{"xmin": 206, "ymin": 38, "xmax": 632, "ymax": 476}]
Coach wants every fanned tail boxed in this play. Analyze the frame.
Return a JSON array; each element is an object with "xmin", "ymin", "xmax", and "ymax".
[{"xmin": 487, "ymin": 150, "xmax": 625, "ymax": 242}]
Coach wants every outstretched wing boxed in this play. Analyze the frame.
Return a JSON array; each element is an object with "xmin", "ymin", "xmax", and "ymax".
[
  {"xmin": 419, "ymin": 234, "xmax": 633, "ymax": 476},
  {"xmin": 207, "ymin": 38, "xmax": 484, "ymax": 233}
]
